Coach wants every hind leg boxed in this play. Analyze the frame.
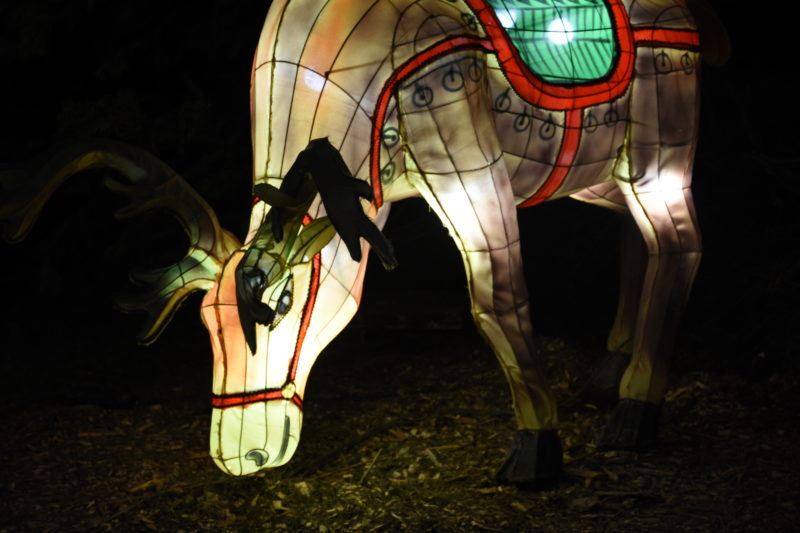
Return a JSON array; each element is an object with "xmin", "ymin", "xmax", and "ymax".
[
  {"xmin": 599, "ymin": 47, "xmax": 703, "ymax": 447},
  {"xmin": 572, "ymin": 184, "xmax": 648, "ymax": 405},
  {"xmin": 599, "ymin": 185, "xmax": 701, "ymax": 447}
]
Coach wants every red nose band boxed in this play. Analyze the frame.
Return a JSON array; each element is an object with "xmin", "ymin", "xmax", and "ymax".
[{"xmin": 211, "ymin": 388, "xmax": 304, "ymax": 409}]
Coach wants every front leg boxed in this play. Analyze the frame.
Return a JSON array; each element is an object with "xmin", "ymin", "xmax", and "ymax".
[{"xmin": 398, "ymin": 52, "xmax": 560, "ymax": 486}]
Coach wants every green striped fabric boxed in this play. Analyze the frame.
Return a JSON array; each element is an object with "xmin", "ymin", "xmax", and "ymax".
[{"xmin": 486, "ymin": 0, "xmax": 617, "ymax": 85}]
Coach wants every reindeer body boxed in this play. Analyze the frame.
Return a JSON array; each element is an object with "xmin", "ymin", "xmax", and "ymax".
[
  {"xmin": 197, "ymin": 0, "xmax": 702, "ymax": 479},
  {"xmin": 2, "ymin": 0, "xmax": 707, "ymax": 484}
]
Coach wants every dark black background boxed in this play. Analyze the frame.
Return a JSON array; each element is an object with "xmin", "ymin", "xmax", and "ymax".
[{"xmin": 0, "ymin": 1, "xmax": 796, "ymax": 399}]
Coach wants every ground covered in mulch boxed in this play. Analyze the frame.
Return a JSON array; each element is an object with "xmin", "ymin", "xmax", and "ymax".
[{"xmin": 1, "ymin": 309, "xmax": 798, "ymax": 532}]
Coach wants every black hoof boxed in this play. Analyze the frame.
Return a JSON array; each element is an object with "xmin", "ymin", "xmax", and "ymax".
[
  {"xmin": 494, "ymin": 429, "xmax": 562, "ymax": 489},
  {"xmin": 598, "ymin": 399, "xmax": 661, "ymax": 449},
  {"xmin": 581, "ymin": 352, "xmax": 631, "ymax": 407}
]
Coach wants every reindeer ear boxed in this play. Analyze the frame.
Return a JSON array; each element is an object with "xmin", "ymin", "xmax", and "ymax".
[
  {"xmin": 357, "ymin": 218, "xmax": 397, "ymax": 271},
  {"xmin": 288, "ymin": 217, "xmax": 337, "ymax": 266}
]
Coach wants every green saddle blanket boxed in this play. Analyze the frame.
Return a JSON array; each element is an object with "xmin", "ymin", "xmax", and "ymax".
[{"xmin": 485, "ymin": 0, "xmax": 617, "ymax": 85}]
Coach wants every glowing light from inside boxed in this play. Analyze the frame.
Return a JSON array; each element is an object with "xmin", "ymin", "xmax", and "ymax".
[
  {"xmin": 547, "ymin": 18, "xmax": 575, "ymax": 45},
  {"xmin": 303, "ymin": 69, "xmax": 326, "ymax": 92},
  {"xmin": 496, "ymin": 9, "xmax": 518, "ymax": 29}
]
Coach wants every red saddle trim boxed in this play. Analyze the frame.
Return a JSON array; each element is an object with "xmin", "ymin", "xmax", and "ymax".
[
  {"xmin": 371, "ymin": 35, "xmax": 495, "ymax": 207},
  {"xmin": 518, "ymin": 108, "xmax": 583, "ymax": 207},
  {"xmin": 633, "ymin": 27, "xmax": 699, "ymax": 49},
  {"xmin": 369, "ymin": 1, "xmax": 700, "ymax": 207},
  {"xmin": 464, "ymin": 0, "xmax": 636, "ymax": 111}
]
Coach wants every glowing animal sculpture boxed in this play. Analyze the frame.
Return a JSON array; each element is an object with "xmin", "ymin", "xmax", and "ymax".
[{"xmin": 1, "ymin": 0, "xmax": 726, "ymax": 485}]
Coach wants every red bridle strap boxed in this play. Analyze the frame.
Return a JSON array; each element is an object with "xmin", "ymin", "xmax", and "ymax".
[
  {"xmin": 211, "ymin": 388, "xmax": 304, "ymax": 410},
  {"xmin": 212, "ymin": 215, "xmax": 319, "ymax": 410}
]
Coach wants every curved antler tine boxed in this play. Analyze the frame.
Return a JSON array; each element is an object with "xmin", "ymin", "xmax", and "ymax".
[
  {"xmin": 0, "ymin": 139, "xmax": 241, "ymax": 344},
  {"xmin": 0, "ymin": 142, "xmax": 131, "ymax": 242},
  {"xmin": 115, "ymin": 252, "xmax": 220, "ymax": 345},
  {"xmin": 101, "ymin": 150, "xmax": 241, "ymax": 344},
  {"xmin": 287, "ymin": 216, "xmax": 337, "ymax": 266},
  {"xmin": 104, "ymin": 168, "xmax": 240, "ymax": 269}
]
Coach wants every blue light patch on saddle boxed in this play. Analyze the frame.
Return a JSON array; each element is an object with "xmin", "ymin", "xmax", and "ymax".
[{"xmin": 486, "ymin": 0, "xmax": 617, "ymax": 85}]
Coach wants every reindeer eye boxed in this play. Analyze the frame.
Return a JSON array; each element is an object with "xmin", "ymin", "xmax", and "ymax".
[
  {"xmin": 276, "ymin": 276, "xmax": 294, "ymax": 315},
  {"xmin": 276, "ymin": 289, "xmax": 292, "ymax": 315},
  {"xmin": 267, "ymin": 276, "xmax": 293, "ymax": 330},
  {"xmin": 245, "ymin": 269, "xmax": 267, "ymax": 293}
]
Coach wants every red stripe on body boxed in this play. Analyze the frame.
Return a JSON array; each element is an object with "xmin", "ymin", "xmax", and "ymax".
[
  {"xmin": 633, "ymin": 28, "xmax": 699, "ymax": 49},
  {"xmin": 371, "ymin": 35, "xmax": 495, "ymax": 206},
  {"xmin": 519, "ymin": 108, "xmax": 584, "ymax": 207},
  {"xmin": 514, "ymin": 26, "xmax": 699, "ymax": 207},
  {"xmin": 369, "ymin": 3, "xmax": 701, "ymax": 207}
]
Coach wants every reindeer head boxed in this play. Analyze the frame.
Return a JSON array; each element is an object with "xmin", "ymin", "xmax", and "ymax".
[
  {"xmin": 200, "ymin": 138, "xmax": 396, "ymax": 475},
  {"xmin": 0, "ymin": 138, "xmax": 394, "ymax": 476}
]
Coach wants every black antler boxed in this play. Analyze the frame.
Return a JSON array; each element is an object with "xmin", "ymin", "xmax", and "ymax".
[
  {"xmin": 286, "ymin": 138, "xmax": 397, "ymax": 269},
  {"xmin": 235, "ymin": 138, "xmax": 397, "ymax": 354}
]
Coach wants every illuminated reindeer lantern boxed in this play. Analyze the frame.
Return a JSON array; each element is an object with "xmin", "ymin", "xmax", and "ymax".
[{"xmin": 1, "ymin": 0, "xmax": 722, "ymax": 484}]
